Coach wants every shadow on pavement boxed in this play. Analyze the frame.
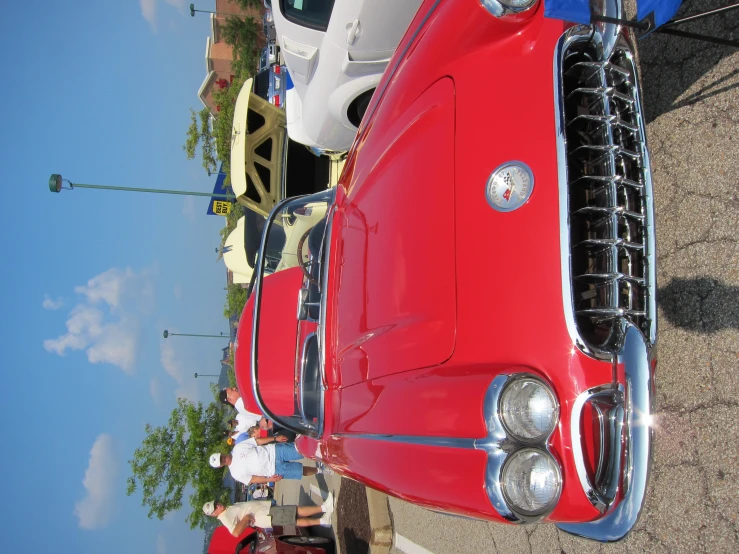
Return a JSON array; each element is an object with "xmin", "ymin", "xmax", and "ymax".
[
  {"xmin": 658, "ymin": 277, "xmax": 739, "ymax": 331},
  {"xmin": 342, "ymin": 529, "xmax": 369, "ymax": 554},
  {"xmin": 637, "ymin": 0, "xmax": 739, "ymax": 123}
]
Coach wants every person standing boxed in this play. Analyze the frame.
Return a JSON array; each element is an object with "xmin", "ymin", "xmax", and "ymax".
[
  {"xmin": 202, "ymin": 495, "xmax": 334, "ymax": 536},
  {"xmin": 208, "ymin": 435, "xmax": 327, "ymax": 485}
]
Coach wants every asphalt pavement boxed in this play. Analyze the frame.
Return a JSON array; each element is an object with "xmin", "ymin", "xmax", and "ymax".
[{"xmin": 388, "ymin": 2, "xmax": 739, "ymax": 553}]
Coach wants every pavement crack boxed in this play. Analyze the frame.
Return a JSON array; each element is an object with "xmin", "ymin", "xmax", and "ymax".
[
  {"xmin": 659, "ymin": 399, "xmax": 739, "ymax": 414},
  {"xmin": 484, "ymin": 523, "xmax": 500, "ymax": 554}
]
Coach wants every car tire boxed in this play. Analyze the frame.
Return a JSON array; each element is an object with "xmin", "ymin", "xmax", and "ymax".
[
  {"xmin": 280, "ymin": 535, "xmax": 332, "ymax": 550},
  {"xmin": 347, "ymin": 88, "xmax": 375, "ymax": 128}
]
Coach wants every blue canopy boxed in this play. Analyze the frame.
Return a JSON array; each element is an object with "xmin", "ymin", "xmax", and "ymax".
[{"xmin": 544, "ymin": 0, "xmax": 683, "ymax": 31}]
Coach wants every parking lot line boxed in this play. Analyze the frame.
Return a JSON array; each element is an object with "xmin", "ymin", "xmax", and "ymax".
[{"xmin": 394, "ymin": 533, "xmax": 436, "ymax": 554}]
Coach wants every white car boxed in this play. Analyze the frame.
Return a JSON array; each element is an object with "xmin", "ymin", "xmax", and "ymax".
[{"xmin": 273, "ymin": 0, "xmax": 423, "ymax": 151}]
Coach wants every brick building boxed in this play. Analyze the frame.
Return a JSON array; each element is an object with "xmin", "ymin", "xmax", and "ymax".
[{"xmin": 198, "ymin": 0, "xmax": 265, "ymax": 114}]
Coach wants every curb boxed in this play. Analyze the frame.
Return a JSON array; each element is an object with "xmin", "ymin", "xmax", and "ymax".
[{"xmin": 366, "ymin": 486, "xmax": 393, "ymax": 554}]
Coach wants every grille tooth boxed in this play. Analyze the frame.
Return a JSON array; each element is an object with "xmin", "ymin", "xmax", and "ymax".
[{"xmin": 564, "ymin": 45, "xmax": 652, "ymax": 351}]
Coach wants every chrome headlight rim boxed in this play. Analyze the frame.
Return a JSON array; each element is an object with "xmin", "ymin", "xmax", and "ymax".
[
  {"xmin": 480, "ymin": 0, "xmax": 538, "ymax": 17},
  {"xmin": 499, "ymin": 375, "xmax": 560, "ymax": 443},
  {"xmin": 500, "ymin": 447, "xmax": 563, "ymax": 518}
]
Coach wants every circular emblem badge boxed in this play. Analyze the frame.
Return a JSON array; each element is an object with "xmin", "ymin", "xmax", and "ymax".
[{"xmin": 485, "ymin": 162, "xmax": 535, "ymax": 212}]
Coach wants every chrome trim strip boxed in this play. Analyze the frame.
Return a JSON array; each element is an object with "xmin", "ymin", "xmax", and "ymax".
[
  {"xmin": 557, "ymin": 324, "xmax": 654, "ymax": 542},
  {"xmin": 332, "ymin": 433, "xmax": 476, "ymax": 450},
  {"xmin": 298, "ymin": 332, "xmax": 317, "ymax": 423},
  {"xmin": 555, "ymin": 25, "xmax": 603, "ymax": 360},
  {"xmin": 318, "ymin": 205, "xmax": 336, "ymax": 420}
]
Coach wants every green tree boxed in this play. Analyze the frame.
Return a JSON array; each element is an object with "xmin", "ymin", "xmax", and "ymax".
[
  {"xmin": 224, "ymin": 282, "xmax": 249, "ymax": 318},
  {"xmin": 222, "ymin": 16, "xmax": 261, "ymax": 78},
  {"xmin": 183, "ymin": 107, "xmax": 218, "ymax": 175},
  {"xmin": 233, "ymin": 0, "xmax": 263, "ymax": 9},
  {"xmin": 126, "ymin": 398, "xmax": 231, "ymax": 530}
]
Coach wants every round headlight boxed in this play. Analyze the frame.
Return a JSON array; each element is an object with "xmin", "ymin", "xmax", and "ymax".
[
  {"xmin": 480, "ymin": 0, "xmax": 537, "ymax": 17},
  {"xmin": 501, "ymin": 448, "xmax": 561, "ymax": 516},
  {"xmin": 500, "ymin": 377, "xmax": 558, "ymax": 441}
]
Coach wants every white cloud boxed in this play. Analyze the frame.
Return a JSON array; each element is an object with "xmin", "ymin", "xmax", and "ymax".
[
  {"xmin": 157, "ymin": 534, "xmax": 167, "ymax": 554},
  {"xmin": 160, "ymin": 340, "xmax": 199, "ymax": 401},
  {"xmin": 75, "ymin": 267, "xmax": 130, "ymax": 308},
  {"xmin": 141, "ymin": 0, "xmax": 186, "ymax": 33},
  {"xmin": 74, "ymin": 434, "xmax": 118, "ymax": 530},
  {"xmin": 140, "ymin": 0, "xmax": 157, "ymax": 31},
  {"xmin": 43, "ymin": 267, "xmax": 154, "ymax": 373},
  {"xmin": 43, "ymin": 295, "xmax": 63, "ymax": 310},
  {"xmin": 149, "ymin": 377, "xmax": 161, "ymax": 402},
  {"xmin": 173, "ymin": 284, "xmax": 183, "ymax": 300}
]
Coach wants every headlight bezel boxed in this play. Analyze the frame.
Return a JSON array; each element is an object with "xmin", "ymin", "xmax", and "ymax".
[
  {"xmin": 499, "ymin": 375, "xmax": 560, "ymax": 443},
  {"xmin": 481, "ymin": 373, "xmax": 563, "ymax": 523},
  {"xmin": 479, "ymin": 0, "xmax": 538, "ymax": 18},
  {"xmin": 500, "ymin": 447, "xmax": 563, "ymax": 517}
]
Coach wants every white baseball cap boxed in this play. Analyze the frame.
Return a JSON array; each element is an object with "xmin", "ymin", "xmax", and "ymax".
[
  {"xmin": 203, "ymin": 501, "xmax": 216, "ymax": 516},
  {"xmin": 209, "ymin": 453, "xmax": 222, "ymax": 468}
]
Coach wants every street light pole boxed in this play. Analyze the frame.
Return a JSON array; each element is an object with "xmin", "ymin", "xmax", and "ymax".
[
  {"xmin": 190, "ymin": 4, "xmax": 232, "ymax": 17},
  {"xmin": 163, "ymin": 330, "xmax": 228, "ymax": 339},
  {"xmin": 48, "ymin": 174, "xmax": 235, "ymax": 200},
  {"xmin": 194, "ymin": 373, "xmax": 220, "ymax": 378}
]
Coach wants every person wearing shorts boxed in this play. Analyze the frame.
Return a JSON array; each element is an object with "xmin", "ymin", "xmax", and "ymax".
[
  {"xmin": 203, "ymin": 495, "xmax": 334, "ymax": 536},
  {"xmin": 208, "ymin": 432, "xmax": 331, "ymax": 486}
]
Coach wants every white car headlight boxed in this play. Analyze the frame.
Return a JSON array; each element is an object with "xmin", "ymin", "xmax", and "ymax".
[
  {"xmin": 500, "ymin": 377, "xmax": 558, "ymax": 441},
  {"xmin": 501, "ymin": 448, "xmax": 561, "ymax": 516}
]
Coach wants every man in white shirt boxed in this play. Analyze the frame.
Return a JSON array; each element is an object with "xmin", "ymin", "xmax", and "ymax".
[
  {"xmin": 229, "ymin": 412, "xmax": 259, "ymax": 438},
  {"xmin": 219, "ymin": 388, "xmax": 267, "ymax": 429},
  {"xmin": 209, "ymin": 435, "xmax": 325, "ymax": 485},
  {"xmin": 202, "ymin": 495, "xmax": 334, "ymax": 536}
]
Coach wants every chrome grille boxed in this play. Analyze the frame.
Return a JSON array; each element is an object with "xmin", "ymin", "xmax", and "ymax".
[{"xmin": 562, "ymin": 41, "xmax": 653, "ymax": 352}]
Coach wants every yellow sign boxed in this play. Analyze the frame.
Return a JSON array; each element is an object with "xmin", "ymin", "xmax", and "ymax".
[{"xmin": 213, "ymin": 201, "xmax": 232, "ymax": 216}]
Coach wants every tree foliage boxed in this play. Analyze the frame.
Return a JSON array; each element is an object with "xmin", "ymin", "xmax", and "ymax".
[
  {"xmin": 233, "ymin": 0, "xmax": 263, "ymax": 9},
  {"xmin": 183, "ymin": 107, "xmax": 218, "ymax": 175},
  {"xmin": 224, "ymin": 282, "xmax": 249, "ymax": 319},
  {"xmin": 222, "ymin": 16, "xmax": 261, "ymax": 78},
  {"xmin": 126, "ymin": 398, "xmax": 231, "ymax": 530}
]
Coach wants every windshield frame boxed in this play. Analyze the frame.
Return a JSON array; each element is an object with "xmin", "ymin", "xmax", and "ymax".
[{"xmin": 250, "ymin": 189, "xmax": 335, "ymax": 438}]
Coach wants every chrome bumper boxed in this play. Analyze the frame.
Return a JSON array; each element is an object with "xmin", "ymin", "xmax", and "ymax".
[{"xmin": 556, "ymin": 323, "xmax": 654, "ymax": 542}]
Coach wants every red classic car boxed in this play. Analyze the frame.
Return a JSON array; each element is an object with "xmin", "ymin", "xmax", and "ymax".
[{"xmin": 234, "ymin": 0, "xmax": 656, "ymax": 543}]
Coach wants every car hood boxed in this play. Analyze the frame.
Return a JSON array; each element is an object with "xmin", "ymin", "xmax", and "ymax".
[{"xmin": 328, "ymin": 77, "xmax": 457, "ymax": 388}]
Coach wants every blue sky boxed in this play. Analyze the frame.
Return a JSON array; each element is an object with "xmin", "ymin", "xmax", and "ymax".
[{"xmin": 0, "ymin": 1, "xmax": 233, "ymax": 552}]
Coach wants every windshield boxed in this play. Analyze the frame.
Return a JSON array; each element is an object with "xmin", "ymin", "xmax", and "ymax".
[
  {"xmin": 250, "ymin": 189, "xmax": 335, "ymax": 437},
  {"xmin": 279, "ymin": 0, "xmax": 335, "ymax": 32}
]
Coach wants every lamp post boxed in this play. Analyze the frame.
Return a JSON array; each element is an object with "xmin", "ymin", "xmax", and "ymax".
[
  {"xmin": 163, "ymin": 330, "xmax": 229, "ymax": 339},
  {"xmin": 190, "ymin": 4, "xmax": 231, "ymax": 17},
  {"xmin": 194, "ymin": 373, "xmax": 220, "ymax": 378},
  {"xmin": 48, "ymin": 174, "xmax": 235, "ymax": 200}
]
